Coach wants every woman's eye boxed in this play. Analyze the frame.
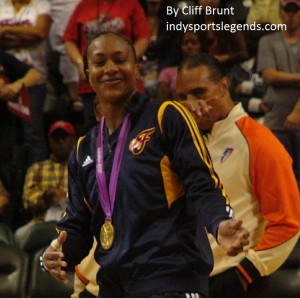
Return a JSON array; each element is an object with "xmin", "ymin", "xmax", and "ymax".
[
  {"xmin": 95, "ymin": 61, "xmax": 105, "ymax": 66},
  {"xmin": 115, "ymin": 58, "xmax": 126, "ymax": 64}
]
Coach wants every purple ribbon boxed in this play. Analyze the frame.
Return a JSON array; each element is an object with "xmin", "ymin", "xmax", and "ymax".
[{"xmin": 96, "ymin": 114, "xmax": 130, "ymax": 221}]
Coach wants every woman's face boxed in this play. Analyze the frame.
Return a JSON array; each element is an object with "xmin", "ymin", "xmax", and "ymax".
[
  {"xmin": 181, "ymin": 32, "xmax": 201, "ymax": 58},
  {"xmin": 87, "ymin": 34, "xmax": 139, "ymax": 105}
]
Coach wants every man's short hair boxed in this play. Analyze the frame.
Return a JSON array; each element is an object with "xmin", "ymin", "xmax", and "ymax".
[{"xmin": 178, "ymin": 53, "xmax": 226, "ymax": 83}]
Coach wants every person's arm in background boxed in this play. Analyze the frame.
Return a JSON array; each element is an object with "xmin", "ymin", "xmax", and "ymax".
[
  {"xmin": 229, "ymin": 63, "xmax": 268, "ymax": 116},
  {"xmin": 0, "ymin": 14, "xmax": 52, "ymax": 49},
  {"xmin": 0, "ymin": 51, "xmax": 40, "ymax": 101},
  {"xmin": 134, "ymin": 38, "xmax": 149, "ymax": 60},
  {"xmin": 130, "ymin": 0, "xmax": 150, "ymax": 59},
  {"xmin": 257, "ymin": 35, "xmax": 300, "ymax": 86},
  {"xmin": 262, "ymin": 67, "xmax": 300, "ymax": 85},
  {"xmin": 0, "ymin": 68, "xmax": 40, "ymax": 101},
  {"xmin": 65, "ymin": 41, "xmax": 86, "ymax": 81},
  {"xmin": 284, "ymin": 97, "xmax": 300, "ymax": 130},
  {"xmin": 62, "ymin": 1, "xmax": 86, "ymax": 81}
]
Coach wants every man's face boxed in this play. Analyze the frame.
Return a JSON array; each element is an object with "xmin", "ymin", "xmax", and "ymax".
[
  {"xmin": 280, "ymin": 4, "xmax": 300, "ymax": 31},
  {"xmin": 176, "ymin": 65, "xmax": 227, "ymax": 131},
  {"xmin": 86, "ymin": 34, "xmax": 139, "ymax": 105},
  {"xmin": 49, "ymin": 131, "xmax": 75, "ymax": 162}
]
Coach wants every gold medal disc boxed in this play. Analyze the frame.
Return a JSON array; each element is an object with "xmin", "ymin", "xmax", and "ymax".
[{"xmin": 100, "ymin": 220, "xmax": 115, "ymax": 250}]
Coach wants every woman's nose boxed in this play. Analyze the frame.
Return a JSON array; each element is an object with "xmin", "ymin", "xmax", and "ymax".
[{"xmin": 104, "ymin": 60, "xmax": 118, "ymax": 73}]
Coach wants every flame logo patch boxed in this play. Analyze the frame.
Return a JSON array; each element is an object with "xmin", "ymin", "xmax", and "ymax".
[{"xmin": 129, "ymin": 127, "xmax": 156, "ymax": 155}]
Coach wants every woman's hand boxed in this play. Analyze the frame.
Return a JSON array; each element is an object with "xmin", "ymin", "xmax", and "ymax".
[
  {"xmin": 42, "ymin": 231, "xmax": 69, "ymax": 284},
  {"xmin": 217, "ymin": 219, "xmax": 249, "ymax": 256}
]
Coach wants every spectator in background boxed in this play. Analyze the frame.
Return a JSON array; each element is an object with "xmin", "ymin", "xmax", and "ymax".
[
  {"xmin": 176, "ymin": 53, "xmax": 300, "ymax": 298},
  {"xmin": 0, "ymin": 0, "xmax": 53, "ymax": 163},
  {"xmin": 48, "ymin": 0, "xmax": 81, "ymax": 112},
  {"xmin": 229, "ymin": 30, "xmax": 268, "ymax": 121},
  {"xmin": 257, "ymin": 0, "xmax": 300, "ymax": 181},
  {"xmin": 247, "ymin": 0, "xmax": 282, "ymax": 25},
  {"xmin": 195, "ymin": 0, "xmax": 248, "ymax": 74},
  {"xmin": 157, "ymin": 31, "xmax": 202, "ymax": 101},
  {"xmin": 15, "ymin": 121, "xmax": 76, "ymax": 238},
  {"xmin": 140, "ymin": 0, "xmax": 162, "ymax": 100},
  {"xmin": 0, "ymin": 50, "xmax": 41, "ymax": 102},
  {"xmin": 63, "ymin": 0, "xmax": 150, "ymax": 130},
  {"xmin": 140, "ymin": 0, "xmax": 191, "ymax": 100},
  {"xmin": 0, "ymin": 50, "xmax": 40, "ymax": 227},
  {"xmin": 154, "ymin": 0, "xmax": 192, "ymax": 72}
]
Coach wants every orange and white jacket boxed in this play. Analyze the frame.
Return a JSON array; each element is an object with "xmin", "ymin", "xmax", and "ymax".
[
  {"xmin": 71, "ymin": 238, "xmax": 99, "ymax": 297},
  {"xmin": 206, "ymin": 103, "xmax": 300, "ymax": 284}
]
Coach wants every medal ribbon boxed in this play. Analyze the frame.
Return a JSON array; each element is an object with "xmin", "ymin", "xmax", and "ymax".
[{"xmin": 96, "ymin": 114, "xmax": 130, "ymax": 221}]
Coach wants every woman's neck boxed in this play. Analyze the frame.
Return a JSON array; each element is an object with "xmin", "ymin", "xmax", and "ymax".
[{"xmin": 100, "ymin": 104, "xmax": 127, "ymax": 134}]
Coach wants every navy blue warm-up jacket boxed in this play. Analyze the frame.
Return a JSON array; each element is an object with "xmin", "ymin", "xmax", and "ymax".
[{"xmin": 57, "ymin": 93, "xmax": 233, "ymax": 298}]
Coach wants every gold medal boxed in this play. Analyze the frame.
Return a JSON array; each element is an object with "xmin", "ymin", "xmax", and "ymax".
[{"xmin": 100, "ymin": 220, "xmax": 115, "ymax": 250}]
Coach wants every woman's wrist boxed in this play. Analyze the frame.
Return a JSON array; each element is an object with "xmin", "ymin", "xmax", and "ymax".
[{"xmin": 39, "ymin": 252, "xmax": 49, "ymax": 272}]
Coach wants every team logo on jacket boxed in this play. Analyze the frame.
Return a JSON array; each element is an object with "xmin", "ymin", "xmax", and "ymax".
[
  {"xmin": 129, "ymin": 127, "xmax": 156, "ymax": 155},
  {"xmin": 220, "ymin": 147, "xmax": 234, "ymax": 163}
]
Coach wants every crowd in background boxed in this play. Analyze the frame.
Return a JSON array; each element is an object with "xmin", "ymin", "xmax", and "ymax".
[
  {"xmin": 0, "ymin": 0, "xmax": 300, "ymax": 297},
  {"xmin": 0, "ymin": 0, "xmax": 299, "ymax": 253}
]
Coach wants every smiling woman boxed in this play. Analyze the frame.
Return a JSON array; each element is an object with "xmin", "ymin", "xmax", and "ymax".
[
  {"xmin": 40, "ymin": 31, "xmax": 250, "ymax": 298},
  {"xmin": 85, "ymin": 33, "xmax": 140, "ymax": 126}
]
